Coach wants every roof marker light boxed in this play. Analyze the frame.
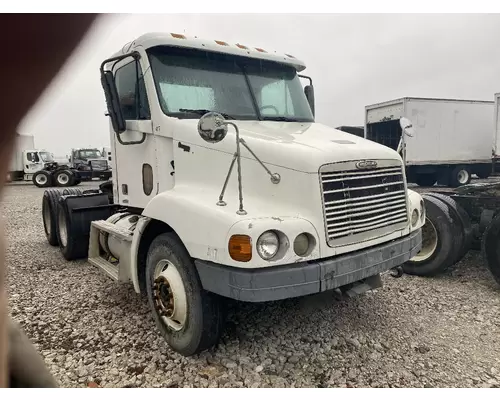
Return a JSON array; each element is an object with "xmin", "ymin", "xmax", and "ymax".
[
  {"xmin": 171, "ymin": 33, "xmax": 186, "ymax": 39},
  {"xmin": 236, "ymin": 43, "xmax": 248, "ymax": 49},
  {"xmin": 215, "ymin": 40, "xmax": 229, "ymax": 46},
  {"xmin": 255, "ymin": 47, "xmax": 267, "ymax": 53},
  {"xmin": 286, "ymin": 54, "xmax": 296, "ymax": 58}
]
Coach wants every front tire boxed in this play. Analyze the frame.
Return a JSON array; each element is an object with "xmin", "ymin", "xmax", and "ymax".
[{"xmin": 145, "ymin": 232, "xmax": 226, "ymax": 356}]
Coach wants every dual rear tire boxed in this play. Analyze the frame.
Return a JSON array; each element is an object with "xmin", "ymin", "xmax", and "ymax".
[
  {"xmin": 33, "ymin": 170, "xmax": 81, "ymax": 188},
  {"xmin": 42, "ymin": 188, "xmax": 84, "ymax": 247}
]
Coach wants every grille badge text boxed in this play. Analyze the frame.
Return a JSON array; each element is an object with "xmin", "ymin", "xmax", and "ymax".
[{"xmin": 355, "ymin": 160, "xmax": 378, "ymax": 170}]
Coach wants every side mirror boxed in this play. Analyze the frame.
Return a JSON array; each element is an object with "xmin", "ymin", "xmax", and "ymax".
[
  {"xmin": 197, "ymin": 112, "xmax": 229, "ymax": 143},
  {"xmin": 399, "ymin": 117, "xmax": 415, "ymax": 137},
  {"xmin": 100, "ymin": 70, "xmax": 126, "ymax": 134},
  {"xmin": 304, "ymin": 85, "xmax": 315, "ymax": 117}
]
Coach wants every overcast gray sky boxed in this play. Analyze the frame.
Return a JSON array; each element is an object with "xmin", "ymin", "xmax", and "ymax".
[{"xmin": 18, "ymin": 13, "xmax": 500, "ymax": 156}]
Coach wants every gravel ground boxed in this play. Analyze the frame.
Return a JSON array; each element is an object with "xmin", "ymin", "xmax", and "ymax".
[{"xmin": 2, "ymin": 180, "xmax": 500, "ymax": 388}]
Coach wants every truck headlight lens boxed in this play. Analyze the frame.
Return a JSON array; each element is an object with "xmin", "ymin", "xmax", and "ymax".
[
  {"xmin": 257, "ymin": 231, "xmax": 279, "ymax": 260},
  {"xmin": 294, "ymin": 233, "xmax": 310, "ymax": 256},
  {"xmin": 411, "ymin": 209, "xmax": 419, "ymax": 226}
]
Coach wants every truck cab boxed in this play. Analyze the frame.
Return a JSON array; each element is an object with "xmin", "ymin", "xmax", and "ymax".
[
  {"xmin": 69, "ymin": 147, "xmax": 111, "ymax": 180},
  {"xmin": 22, "ymin": 149, "xmax": 53, "ymax": 182},
  {"xmin": 43, "ymin": 32, "xmax": 425, "ymax": 356}
]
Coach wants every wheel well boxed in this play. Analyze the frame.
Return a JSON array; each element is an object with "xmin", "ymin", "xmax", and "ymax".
[{"xmin": 136, "ymin": 219, "xmax": 174, "ymax": 293}]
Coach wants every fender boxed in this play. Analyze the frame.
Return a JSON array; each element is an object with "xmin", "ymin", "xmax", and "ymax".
[{"xmin": 141, "ymin": 187, "xmax": 244, "ymax": 260}]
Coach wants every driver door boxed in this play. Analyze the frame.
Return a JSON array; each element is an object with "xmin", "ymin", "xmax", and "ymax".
[{"xmin": 113, "ymin": 58, "xmax": 157, "ymax": 208}]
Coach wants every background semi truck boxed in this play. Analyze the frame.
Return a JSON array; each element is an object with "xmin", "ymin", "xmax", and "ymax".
[
  {"xmin": 365, "ymin": 97, "xmax": 495, "ymax": 187},
  {"xmin": 40, "ymin": 32, "xmax": 425, "ymax": 356},
  {"xmin": 7, "ymin": 133, "xmax": 112, "ymax": 188},
  {"xmin": 68, "ymin": 147, "xmax": 112, "ymax": 180}
]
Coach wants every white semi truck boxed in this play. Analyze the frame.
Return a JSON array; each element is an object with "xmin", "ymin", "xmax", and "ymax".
[
  {"xmin": 40, "ymin": 32, "xmax": 425, "ymax": 356},
  {"xmin": 365, "ymin": 97, "xmax": 495, "ymax": 187}
]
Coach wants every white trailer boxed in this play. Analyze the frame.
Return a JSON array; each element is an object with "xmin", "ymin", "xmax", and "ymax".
[
  {"xmin": 7, "ymin": 133, "xmax": 49, "ymax": 182},
  {"xmin": 40, "ymin": 32, "xmax": 426, "ymax": 356},
  {"xmin": 365, "ymin": 97, "xmax": 495, "ymax": 187}
]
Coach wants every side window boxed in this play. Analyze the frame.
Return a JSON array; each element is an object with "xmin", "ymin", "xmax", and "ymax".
[
  {"xmin": 27, "ymin": 152, "xmax": 39, "ymax": 162},
  {"xmin": 260, "ymin": 81, "xmax": 294, "ymax": 116},
  {"xmin": 115, "ymin": 61, "xmax": 151, "ymax": 120}
]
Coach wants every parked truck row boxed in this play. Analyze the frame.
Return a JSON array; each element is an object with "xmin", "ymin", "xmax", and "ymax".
[
  {"xmin": 7, "ymin": 133, "xmax": 112, "ymax": 187},
  {"xmin": 39, "ymin": 32, "xmax": 426, "ymax": 357}
]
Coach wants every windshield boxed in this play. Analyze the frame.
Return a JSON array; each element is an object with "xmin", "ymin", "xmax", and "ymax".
[
  {"xmin": 77, "ymin": 149, "xmax": 102, "ymax": 159},
  {"xmin": 148, "ymin": 46, "xmax": 314, "ymax": 122},
  {"xmin": 39, "ymin": 152, "xmax": 54, "ymax": 162}
]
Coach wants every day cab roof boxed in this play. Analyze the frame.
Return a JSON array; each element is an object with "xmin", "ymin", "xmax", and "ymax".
[{"xmin": 108, "ymin": 32, "xmax": 307, "ymax": 72}]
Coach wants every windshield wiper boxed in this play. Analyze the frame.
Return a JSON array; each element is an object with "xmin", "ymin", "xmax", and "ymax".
[
  {"xmin": 261, "ymin": 116, "xmax": 303, "ymax": 122},
  {"xmin": 178, "ymin": 108, "xmax": 235, "ymax": 120}
]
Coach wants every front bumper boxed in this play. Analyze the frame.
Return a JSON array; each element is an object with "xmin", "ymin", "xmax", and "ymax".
[{"xmin": 195, "ymin": 229, "xmax": 422, "ymax": 302}]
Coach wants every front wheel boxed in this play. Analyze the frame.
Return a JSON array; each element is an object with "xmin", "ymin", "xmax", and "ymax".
[{"xmin": 145, "ymin": 232, "xmax": 226, "ymax": 356}]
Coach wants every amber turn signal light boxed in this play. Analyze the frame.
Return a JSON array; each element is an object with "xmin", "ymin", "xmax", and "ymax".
[{"xmin": 228, "ymin": 235, "xmax": 252, "ymax": 262}]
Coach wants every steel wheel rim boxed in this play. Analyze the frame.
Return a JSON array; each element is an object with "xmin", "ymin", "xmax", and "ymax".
[
  {"xmin": 43, "ymin": 203, "xmax": 51, "ymax": 236},
  {"xmin": 58, "ymin": 207, "xmax": 68, "ymax": 247},
  {"xmin": 153, "ymin": 259, "xmax": 188, "ymax": 331},
  {"xmin": 410, "ymin": 218, "xmax": 438, "ymax": 262},
  {"xmin": 457, "ymin": 170, "xmax": 469, "ymax": 184},
  {"xmin": 58, "ymin": 173, "xmax": 69, "ymax": 185},
  {"xmin": 36, "ymin": 174, "xmax": 47, "ymax": 185}
]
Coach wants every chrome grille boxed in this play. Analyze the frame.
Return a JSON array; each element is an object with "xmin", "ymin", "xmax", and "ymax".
[
  {"xmin": 90, "ymin": 160, "xmax": 108, "ymax": 170},
  {"xmin": 320, "ymin": 160, "xmax": 408, "ymax": 246}
]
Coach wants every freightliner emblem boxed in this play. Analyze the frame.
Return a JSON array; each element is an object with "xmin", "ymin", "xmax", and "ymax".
[{"xmin": 355, "ymin": 160, "xmax": 378, "ymax": 170}]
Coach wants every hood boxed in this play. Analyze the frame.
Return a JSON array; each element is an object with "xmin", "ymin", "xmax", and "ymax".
[{"xmin": 174, "ymin": 120, "xmax": 402, "ymax": 173}]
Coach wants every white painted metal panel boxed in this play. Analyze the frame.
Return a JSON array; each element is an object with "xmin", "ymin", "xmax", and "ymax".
[
  {"xmin": 366, "ymin": 101, "xmax": 404, "ymax": 124},
  {"xmin": 404, "ymin": 98, "xmax": 494, "ymax": 164}
]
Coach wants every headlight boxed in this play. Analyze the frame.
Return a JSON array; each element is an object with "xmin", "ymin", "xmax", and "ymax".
[
  {"xmin": 411, "ymin": 209, "xmax": 419, "ymax": 226},
  {"xmin": 257, "ymin": 231, "xmax": 279, "ymax": 260},
  {"xmin": 294, "ymin": 233, "xmax": 310, "ymax": 256}
]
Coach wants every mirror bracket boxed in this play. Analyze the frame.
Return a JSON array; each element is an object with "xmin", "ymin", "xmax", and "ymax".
[{"xmin": 197, "ymin": 112, "xmax": 281, "ymax": 215}]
